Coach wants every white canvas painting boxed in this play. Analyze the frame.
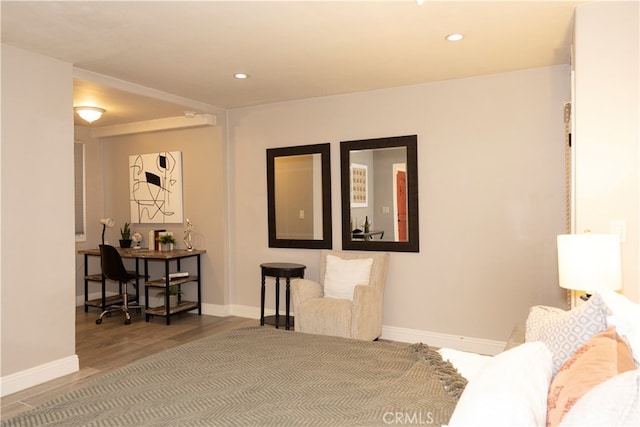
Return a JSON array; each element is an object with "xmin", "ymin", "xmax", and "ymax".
[{"xmin": 129, "ymin": 151, "xmax": 184, "ymax": 224}]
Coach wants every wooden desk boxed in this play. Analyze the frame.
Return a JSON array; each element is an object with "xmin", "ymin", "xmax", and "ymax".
[{"xmin": 79, "ymin": 248, "xmax": 206, "ymax": 325}]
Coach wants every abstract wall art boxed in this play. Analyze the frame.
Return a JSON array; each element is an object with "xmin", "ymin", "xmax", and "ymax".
[{"xmin": 129, "ymin": 151, "xmax": 184, "ymax": 224}]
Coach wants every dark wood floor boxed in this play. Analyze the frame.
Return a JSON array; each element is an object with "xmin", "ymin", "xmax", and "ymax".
[{"xmin": 1, "ymin": 307, "xmax": 257, "ymax": 420}]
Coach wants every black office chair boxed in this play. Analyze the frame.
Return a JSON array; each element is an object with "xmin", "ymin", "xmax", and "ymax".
[{"xmin": 96, "ymin": 244, "xmax": 143, "ymax": 325}]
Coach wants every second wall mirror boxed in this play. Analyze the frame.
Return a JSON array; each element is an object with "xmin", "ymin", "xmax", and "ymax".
[
  {"xmin": 267, "ymin": 143, "xmax": 332, "ymax": 249},
  {"xmin": 340, "ymin": 135, "xmax": 419, "ymax": 252}
]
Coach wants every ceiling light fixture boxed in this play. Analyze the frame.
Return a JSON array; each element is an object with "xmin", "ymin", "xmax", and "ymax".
[
  {"xmin": 234, "ymin": 73, "xmax": 248, "ymax": 79},
  {"xmin": 75, "ymin": 106, "xmax": 105, "ymax": 124},
  {"xmin": 446, "ymin": 33, "xmax": 464, "ymax": 42}
]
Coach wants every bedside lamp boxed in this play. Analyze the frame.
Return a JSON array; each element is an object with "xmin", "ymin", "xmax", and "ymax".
[
  {"xmin": 557, "ymin": 233, "xmax": 622, "ymax": 300},
  {"xmin": 99, "ymin": 218, "xmax": 115, "ymax": 245}
]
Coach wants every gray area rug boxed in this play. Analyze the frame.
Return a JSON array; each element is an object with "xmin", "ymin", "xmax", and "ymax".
[{"xmin": 2, "ymin": 327, "xmax": 465, "ymax": 426}]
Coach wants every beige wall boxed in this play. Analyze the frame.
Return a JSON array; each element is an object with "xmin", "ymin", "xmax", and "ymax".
[
  {"xmin": 94, "ymin": 126, "xmax": 228, "ymax": 307},
  {"xmin": 1, "ymin": 45, "xmax": 77, "ymax": 389},
  {"xmin": 229, "ymin": 65, "xmax": 569, "ymax": 345},
  {"xmin": 573, "ymin": 1, "xmax": 640, "ymax": 303}
]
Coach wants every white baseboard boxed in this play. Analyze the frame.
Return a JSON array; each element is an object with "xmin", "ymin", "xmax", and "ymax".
[
  {"xmin": 381, "ymin": 325, "xmax": 505, "ymax": 356},
  {"xmin": 75, "ymin": 298, "xmax": 505, "ymax": 355},
  {"xmin": 200, "ymin": 303, "xmax": 281, "ymax": 320},
  {"xmin": 1, "ymin": 355, "xmax": 79, "ymax": 397},
  {"xmin": 227, "ymin": 304, "xmax": 264, "ymax": 319},
  {"xmin": 201, "ymin": 302, "xmax": 232, "ymax": 317},
  {"xmin": 212, "ymin": 304, "xmax": 505, "ymax": 355}
]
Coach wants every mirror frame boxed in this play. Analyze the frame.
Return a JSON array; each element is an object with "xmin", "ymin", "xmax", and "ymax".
[
  {"xmin": 340, "ymin": 135, "xmax": 419, "ymax": 252},
  {"xmin": 267, "ymin": 143, "xmax": 332, "ymax": 249}
]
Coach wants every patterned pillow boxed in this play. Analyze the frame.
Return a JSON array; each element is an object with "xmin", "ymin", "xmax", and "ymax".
[
  {"xmin": 526, "ymin": 305, "xmax": 567, "ymax": 342},
  {"xmin": 535, "ymin": 293, "xmax": 607, "ymax": 375},
  {"xmin": 546, "ymin": 326, "xmax": 636, "ymax": 426}
]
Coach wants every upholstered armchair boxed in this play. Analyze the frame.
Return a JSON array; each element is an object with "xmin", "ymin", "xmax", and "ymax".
[{"xmin": 291, "ymin": 250, "xmax": 390, "ymax": 341}]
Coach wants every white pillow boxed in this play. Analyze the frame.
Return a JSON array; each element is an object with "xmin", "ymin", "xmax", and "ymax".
[
  {"xmin": 595, "ymin": 288, "xmax": 640, "ymax": 365},
  {"xmin": 447, "ymin": 342, "xmax": 552, "ymax": 427},
  {"xmin": 559, "ymin": 369, "xmax": 640, "ymax": 426},
  {"xmin": 323, "ymin": 255, "xmax": 373, "ymax": 300},
  {"xmin": 437, "ymin": 348, "xmax": 492, "ymax": 382}
]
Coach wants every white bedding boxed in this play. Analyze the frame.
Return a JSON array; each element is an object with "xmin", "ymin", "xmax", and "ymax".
[{"xmin": 437, "ymin": 347, "xmax": 492, "ymax": 381}]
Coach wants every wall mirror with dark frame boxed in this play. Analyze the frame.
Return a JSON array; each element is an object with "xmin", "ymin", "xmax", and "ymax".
[
  {"xmin": 340, "ymin": 135, "xmax": 419, "ymax": 252},
  {"xmin": 267, "ymin": 143, "xmax": 332, "ymax": 249}
]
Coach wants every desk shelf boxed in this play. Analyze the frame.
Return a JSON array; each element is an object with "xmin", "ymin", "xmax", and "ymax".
[
  {"xmin": 145, "ymin": 276, "xmax": 197, "ymax": 287},
  {"xmin": 85, "ymin": 293, "xmax": 137, "ymax": 309},
  {"xmin": 82, "ymin": 274, "xmax": 141, "ymax": 312},
  {"xmin": 145, "ymin": 275, "xmax": 200, "ymax": 322},
  {"xmin": 145, "ymin": 301, "xmax": 199, "ymax": 317}
]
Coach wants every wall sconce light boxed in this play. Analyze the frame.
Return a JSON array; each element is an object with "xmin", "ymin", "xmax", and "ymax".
[
  {"xmin": 75, "ymin": 106, "xmax": 105, "ymax": 124},
  {"xmin": 557, "ymin": 233, "xmax": 622, "ymax": 300}
]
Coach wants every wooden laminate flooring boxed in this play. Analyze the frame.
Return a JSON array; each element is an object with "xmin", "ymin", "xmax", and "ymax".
[{"xmin": 1, "ymin": 307, "xmax": 257, "ymax": 420}]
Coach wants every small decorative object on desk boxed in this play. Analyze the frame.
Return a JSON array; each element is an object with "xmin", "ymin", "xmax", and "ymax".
[
  {"xmin": 119, "ymin": 222, "xmax": 132, "ymax": 248},
  {"xmin": 184, "ymin": 219, "xmax": 194, "ymax": 251},
  {"xmin": 131, "ymin": 232, "xmax": 143, "ymax": 249},
  {"xmin": 157, "ymin": 233, "xmax": 176, "ymax": 251}
]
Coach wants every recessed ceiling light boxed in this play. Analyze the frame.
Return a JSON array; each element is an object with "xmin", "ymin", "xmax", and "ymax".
[
  {"xmin": 234, "ymin": 73, "xmax": 248, "ymax": 79},
  {"xmin": 446, "ymin": 33, "xmax": 464, "ymax": 42}
]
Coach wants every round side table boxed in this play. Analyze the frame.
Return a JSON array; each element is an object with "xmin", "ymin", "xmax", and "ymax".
[{"xmin": 260, "ymin": 262, "xmax": 306, "ymax": 330}]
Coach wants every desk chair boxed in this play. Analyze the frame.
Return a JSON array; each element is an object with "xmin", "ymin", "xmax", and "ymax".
[{"xmin": 96, "ymin": 244, "xmax": 143, "ymax": 325}]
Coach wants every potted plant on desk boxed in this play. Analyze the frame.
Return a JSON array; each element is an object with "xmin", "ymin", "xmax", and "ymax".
[
  {"xmin": 119, "ymin": 222, "xmax": 132, "ymax": 248},
  {"xmin": 157, "ymin": 234, "xmax": 177, "ymax": 251}
]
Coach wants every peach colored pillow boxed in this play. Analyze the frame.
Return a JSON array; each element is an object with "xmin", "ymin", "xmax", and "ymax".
[{"xmin": 546, "ymin": 326, "xmax": 636, "ymax": 427}]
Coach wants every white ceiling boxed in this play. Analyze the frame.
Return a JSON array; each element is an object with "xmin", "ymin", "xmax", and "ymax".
[{"xmin": 1, "ymin": 0, "xmax": 589, "ymax": 127}]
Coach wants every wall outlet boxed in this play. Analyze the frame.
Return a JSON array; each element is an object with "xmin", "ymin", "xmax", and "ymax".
[{"xmin": 299, "ymin": 210, "xmax": 305, "ymax": 219}]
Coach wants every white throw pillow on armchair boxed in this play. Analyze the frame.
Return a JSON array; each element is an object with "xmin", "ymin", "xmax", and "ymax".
[{"xmin": 323, "ymin": 255, "xmax": 373, "ymax": 300}]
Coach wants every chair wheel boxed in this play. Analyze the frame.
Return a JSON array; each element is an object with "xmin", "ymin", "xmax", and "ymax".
[
  {"xmin": 124, "ymin": 319, "xmax": 131, "ymax": 325},
  {"xmin": 96, "ymin": 318, "xmax": 103, "ymax": 325}
]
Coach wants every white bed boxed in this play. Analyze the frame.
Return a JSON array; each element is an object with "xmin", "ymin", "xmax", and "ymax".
[{"xmin": 439, "ymin": 288, "xmax": 640, "ymax": 427}]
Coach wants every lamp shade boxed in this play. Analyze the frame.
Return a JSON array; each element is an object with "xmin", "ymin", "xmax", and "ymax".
[
  {"xmin": 75, "ymin": 106, "xmax": 105, "ymax": 124},
  {"xmin": 557, "ymin": 233, "xmax": 622, "ymax": 292},
  {"xmin": 99, "ymin": 218, "xmax": 115, "ymax": 227}
]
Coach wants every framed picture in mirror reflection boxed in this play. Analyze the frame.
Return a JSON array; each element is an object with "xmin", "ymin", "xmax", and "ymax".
[{"xmin": 350, "ymin": 163, "xmax": 368, "ymax": 207}]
